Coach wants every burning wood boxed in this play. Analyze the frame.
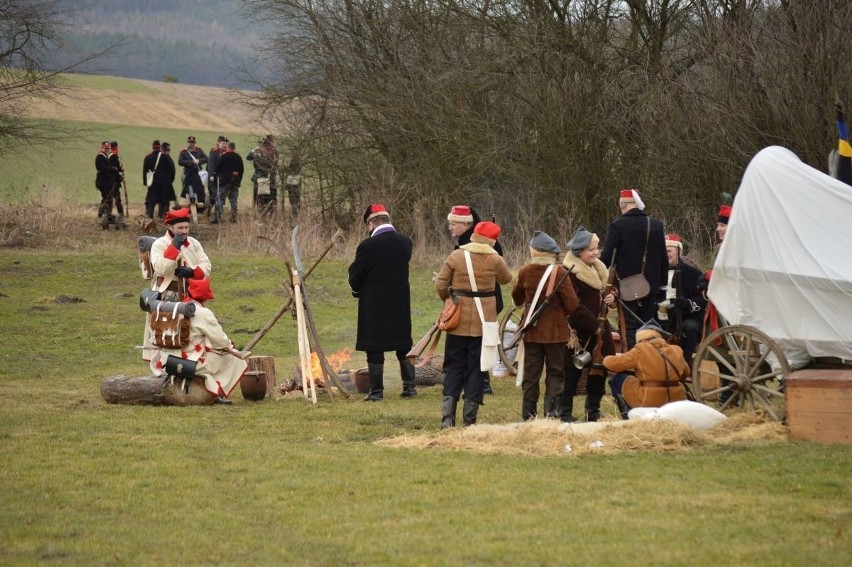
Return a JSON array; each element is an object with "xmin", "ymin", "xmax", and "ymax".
[{"xmin": 290, "ymin": 348, "xmax": 353, "ymax": 389}]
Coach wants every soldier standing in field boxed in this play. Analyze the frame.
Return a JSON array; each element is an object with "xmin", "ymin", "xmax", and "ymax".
[
  {"xmin": 206, "ymin": 135, "xmax": 228, "ymax": 214},
  {"xmin": 283, "ymin": 144, "xmax": 302, "ymax": 219},
  {"xmin": 178, "ymin": 135, "xmax": 208, "ymax": 213},
  {"xmin": 246, "ymin": 136, "xmax": 278, "ymax": 215},
  {"xmin": 96, "ymin": 140, "xmax": 127, "ymax": 229},
  {"xmin": 211, "ymin": 141, "xmax": 244, "ymax": 224}
]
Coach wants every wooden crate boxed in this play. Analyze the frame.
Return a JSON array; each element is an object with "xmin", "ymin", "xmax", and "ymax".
[{"xmin": 785, "ymin": 369, "xmax": 852, "ymax": 445}]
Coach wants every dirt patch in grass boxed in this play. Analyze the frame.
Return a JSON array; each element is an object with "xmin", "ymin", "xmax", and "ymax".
[{"xmin": 377, "ymin": 413, "xmax": 789, "ymax": 457}]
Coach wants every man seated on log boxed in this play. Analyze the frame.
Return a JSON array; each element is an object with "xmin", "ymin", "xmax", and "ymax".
[
  {"xmin": 149, "ymin": 278, "xmax": 248, "ymax": 401},
  {"xmin": 142, "ymin": 207, "xmax": 212, "ymax": 361},
  {"xmin": 604, "ymin": 319, "xmax": 690, "ymax": 419}
]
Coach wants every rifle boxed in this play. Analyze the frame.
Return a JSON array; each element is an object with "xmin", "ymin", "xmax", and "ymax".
[
  {"xmin": 406, "ymin": 322, "xmax": 442, "ymax": 366},
  {"xmin": 607, "ymin": 249, "xmax": 629, "ymax": 353},
  {"xmin": 505, "ymin": 267, "xmax": 573, "ymax": 351},
  {"xmin": 118, "ymin": 155, "xmax": 129, "ymax": 219}
]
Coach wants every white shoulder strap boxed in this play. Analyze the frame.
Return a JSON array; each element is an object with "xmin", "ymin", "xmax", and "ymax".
[
  {"xmin": 463, "ymin": 250, "xmax": 488, "ymax": 324},
  {"xmin": 523, "ymin": 265, "xmax": 554, "ymax": 327}
]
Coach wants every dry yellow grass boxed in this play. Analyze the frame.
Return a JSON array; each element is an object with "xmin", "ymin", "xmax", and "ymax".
[
  {"xmin": 25, "ymin": 77, "xmax": 264, "ymax": 133},
  {"xmin": 376, "ymin": 413, "xmax": 788, "ymax": 457}
]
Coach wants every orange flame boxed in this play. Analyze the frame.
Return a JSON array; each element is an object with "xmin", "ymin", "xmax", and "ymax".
[{"xmin": 327, "ymin": 348, "xmax": 353, "ymax": 372}]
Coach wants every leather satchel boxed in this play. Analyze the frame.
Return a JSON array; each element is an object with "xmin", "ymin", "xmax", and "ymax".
[
  {"xmin": 619, "ymin": 273, "xmax": 651, "ymax": 300},
  {"xmin": 164, "ymin": 354, "xmax": 197, "ymax": 379},
  {"xmin": 437, "ymin": 297, "xmax": 461, "ymax": 331}
]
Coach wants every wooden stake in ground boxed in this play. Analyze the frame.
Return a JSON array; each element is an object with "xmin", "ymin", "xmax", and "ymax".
[{"xmin": 293, "ymin": 270, "xmax": 318, "ymax": 403}]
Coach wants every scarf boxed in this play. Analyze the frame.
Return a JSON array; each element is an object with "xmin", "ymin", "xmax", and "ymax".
[{"xmin": 562, "ymin": 252, "xmax": 608, "ymax": 290}]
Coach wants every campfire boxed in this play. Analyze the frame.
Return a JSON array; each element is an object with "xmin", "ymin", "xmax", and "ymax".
[{"xmin": 288, "ymin": 348, "xmax": 353, "ymax": 390}]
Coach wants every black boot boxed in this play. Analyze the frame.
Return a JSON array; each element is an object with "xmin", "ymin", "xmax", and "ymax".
[
  {"xmin": 584, "ymin": 393, "xmax": 603, "ymax": 422},
  {"xmin": 399, "ymin": 359, "xmax": 417, "ymax": 397},
  {"xmin": 521, "ymin": 398, "xmax": 537, "ymax": 421},
  {"xmin": 482, "ymin": 372, "xmax": 493, "ymax": 395},
  {"xmin": 463, "ymin": 398, "xmax": 479, "ymax": 427},
  {"xmin": 559, "ymin": 391, "xmax": 576, "ymax": 422},
  {"xmin": 363, "ymin": 363, "xmax": 383, "ymax": 401},
  {"xmin": 441, "ymin": 396, "xmax": 458, "ymax": 429},
  {"xmin": 613, "ymin": 394, "xmax": 630, "ymax": 420},
  {"xmin": 543, "ymin": 395, "xmax": 559, "ymax": 419}
]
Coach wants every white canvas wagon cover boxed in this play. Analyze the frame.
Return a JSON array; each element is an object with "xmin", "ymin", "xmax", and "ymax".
[{"xmin": 709, "ymin": 145, "xmax": 852, "ymax": 369}]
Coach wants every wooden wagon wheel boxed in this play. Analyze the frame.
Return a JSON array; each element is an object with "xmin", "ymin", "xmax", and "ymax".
[
  {"xmin": 497, "ymin": 303, "xmax": 523, "ymax": 375},
  {"xmin": 692, "ymin": 325, "xmax": 790, "ymax": 422}
]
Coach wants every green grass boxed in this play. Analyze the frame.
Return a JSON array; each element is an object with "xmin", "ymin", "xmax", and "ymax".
[
  {"xmin": 1, "ymin": 246, "xmax": 850, "ymax": 565},
  {"xmin": 0, "ymin": 120, "xmax": 260, "ymax": 207}
]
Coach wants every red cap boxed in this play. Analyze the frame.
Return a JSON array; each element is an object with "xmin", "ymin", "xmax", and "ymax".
[
  {"xmin": 363, "ymin": 203, "xmax": 388, "ymax": 224},
  {"xmin": 665, "ymin": 233, "xmax": 683, "ymax": 250},
  {"xmin": 164, "ymin": 207, "xmax": 191, "ymax": 225},
  {"xmin": 717, "ymin": 205, "xmax": 732, "ymax": 224},
  {"xmin": 619, "ymin": 189, "xmax": 635, "ymax": 200},
  {"xmin": 473, "ymin": 221, "xmax": 501, "ymax": 243},
  {"xmin": 447, "ymin": 205, "xmax": 474, "ymax": 223},
  {"xmin": 187, "ymin": 278, "xmax": 214, "ymax": 302}
]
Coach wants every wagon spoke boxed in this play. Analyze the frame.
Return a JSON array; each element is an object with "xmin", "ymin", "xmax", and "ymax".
[
  {"xmin": 752, "ymin": 383, "xmax": 784, "ymax": 398},
  {"xmin": 706, "ymin": 344, "xmax": 737, "ymax": 376},
  {"xmin": 751, "ymin": 389, "xmax": 782, "ymax": 421}
]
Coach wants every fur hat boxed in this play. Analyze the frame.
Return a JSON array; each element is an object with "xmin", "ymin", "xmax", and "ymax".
[
  {"xmin": 717, "ymin": 204, "xmax": 732, "ymax": 225},
  {"xmin": 636, "ymin": 319, "xmax": 671, "ymax": 342},
  {"xmin": 529, "ymin": 231, "xmax": 560, "ymax": 255},
  {"xmin": 567, "ymin": 227, "xmax": 597, "ymax": 254},
  {"xmin": 447, "ymin": 205, "xmax": 474, "ymax": 224},
  {"xmin": 363, "ymin": 203, "xmax": 389, "ymax": 224},
  {"xmin": 619, "ymin": 188, "xmax": 645, "ymax": 211},
  {"xmin": 665, "ymin": 233, "xmax": 683, "ymax": 250},
  {"xmin": 188, "ymin": 278, "xmax": 215, "ymax": 302},
  {"xmin": 164, "ymin": 207, "xmax": 191, "ymax": 225},
  {"xmin": 471, "ymin": 221, "xmax": 500, "ymax": 245}
]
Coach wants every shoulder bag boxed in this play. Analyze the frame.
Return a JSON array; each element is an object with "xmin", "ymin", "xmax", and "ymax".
[
  {"xmin": 618, "ymin": 218, "xmax": 652, "ymax": 300},
  {"xmin": 145, "ymin": 152, "xmax": 162, "ymax": 188}
]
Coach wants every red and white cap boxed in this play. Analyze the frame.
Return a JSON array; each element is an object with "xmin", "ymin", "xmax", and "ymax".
[
  {"xmin": 363, "ymin": 203, "xmax": 389, "ymax": 224},
  {"xmin": 619, "ymin": 188, "xmax": 645, "ymax": 210},
  {"xmin": 447, "ymin": 205, "xmax": 474, "ymax": 223},
  {"xmin": 665, "ymin": 233, "xmax": 683, "ymax": 250},
  {"xmin": 164, "ymin": 207, "xmax": 191, "ymax": 225}
]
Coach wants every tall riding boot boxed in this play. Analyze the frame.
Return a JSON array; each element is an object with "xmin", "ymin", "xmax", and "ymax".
[
  {"xmin": 584, "ymin": 393, "xmax": 603, "ymax": 422},
  {"xmin": 363, "ymin": 363, "xmax": 384, "ymax": 401},
  {"xmin": 560, "ymin": 391, "xmax": 576, "ymax": 423},
  {"xmin": 561, "ymin": 371, "xmax": 579, "ymax": 422},
  {"xmin": 613, "ymin": 394, "xmax": 630, "ymax": 420},
  {"xmin": 399, "ymin": 359, "xmax": 417, "ymax": 397},
  {"xmin": 521, "ymin": 398, "xmax": 537, "ymax": 421},
  {"xmin": 441, "ymin": 396, "xmax": 458, "ymax": 429},
  {"xmin": 543, "ymin": 395, "xmax": 559, "ymax": 419},
  {"xmin": 482, "ymin": 372, "xmax": 494, "ymax": 395},
  {"xmin": 463, "ymin": 398, "xmax": 479, "ymax": 427}
]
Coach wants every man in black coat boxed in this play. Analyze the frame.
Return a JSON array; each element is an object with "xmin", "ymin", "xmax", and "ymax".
[
  {"xmin": 212, "ymin": 141, "xmax": 244, "ymax": 224},
  {"xmin": 600, "ymin": 189, "xmax": 668, "ymax": 348},
  {"xmin": 178, "ymin": 135, "xmax": 208, "ymax": 210},
  {"xmin": 659, "ymin": 234, "xmax": 706, "ymax": 363},
  {"xmin": 348, "ymin": 204, "xmax": 415, "ymax": 401},
  {"xmin": 142, "ymin": 140, "xmax": 176, "ymax": 220}
]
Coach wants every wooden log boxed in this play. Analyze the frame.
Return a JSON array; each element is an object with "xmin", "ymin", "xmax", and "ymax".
[
  {"xmin": 246, "ymin": 355, "xmax": 277, "ymax": 398},
  {"xmin": 100, "ymin": 374, "xmax": 215, "ymax": 406},
  {"xmin": 101, "ymin": 375, "xmax": 169, "ymax": 405}
]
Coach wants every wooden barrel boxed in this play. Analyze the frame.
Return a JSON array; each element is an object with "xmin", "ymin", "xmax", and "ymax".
[{"xmin": 240, "ymin": 370, "xmax": 267, "ymax": 401}]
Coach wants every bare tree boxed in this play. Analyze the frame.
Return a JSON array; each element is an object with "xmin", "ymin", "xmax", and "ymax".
[{"xmin": 0, "ymin": 0, "xmax": 117, "ymax": 155}]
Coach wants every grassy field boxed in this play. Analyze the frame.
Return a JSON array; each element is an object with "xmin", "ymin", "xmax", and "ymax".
[
  {"xmin": 1, "ymin": 73, "xmax": 850, "ymax": 565},
  {"xmin": 0, "ymin": 229, "xmax": 850, "ymax": 565}
]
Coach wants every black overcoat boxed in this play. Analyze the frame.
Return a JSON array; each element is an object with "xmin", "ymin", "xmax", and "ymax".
[
  {"xmin": 348, "ymin": 228, "xmax": 413, "ymax": 352},
  {"xmin": 600, "ymin": 209, "xmax": 668, "ymax": 303}
]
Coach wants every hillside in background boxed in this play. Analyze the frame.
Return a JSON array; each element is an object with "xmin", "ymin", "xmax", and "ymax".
[
  {"xmin": 3, "ymin": 74, "xmax": 281, "ymax": 202},
  {"xmin": 48, "ymin": 0, "xmax": 277, "ymax": 89}
]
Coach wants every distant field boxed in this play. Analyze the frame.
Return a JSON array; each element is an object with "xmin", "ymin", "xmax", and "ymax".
[
  {"xmin": 0, "ymin": 120, "xmax": 263, "ymax": 207},
  {"xmin": 60, "ymin": 73, "xmax": 157, "ymax": 94}
]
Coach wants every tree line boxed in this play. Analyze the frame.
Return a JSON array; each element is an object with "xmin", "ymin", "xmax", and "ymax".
[{"xmin": 243, "ymin": 0, "xmax": 852, "ymax": 258}]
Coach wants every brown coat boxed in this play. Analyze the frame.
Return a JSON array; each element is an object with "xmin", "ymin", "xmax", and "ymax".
[
  {"xmin": 511, "ymin": 259, "xmax": 579, "ymax": 344},
  {"xmin": 562, "ymin": 252, "xmax": 614, "ymax": 355},
  {"xmin": 603, "ymin": 338, "xmax": 690, "ymax": 407},
  {"xmin": 435, "ymin": 243, "xmax": 513, "ymax": 337}
]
